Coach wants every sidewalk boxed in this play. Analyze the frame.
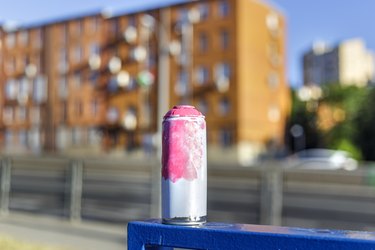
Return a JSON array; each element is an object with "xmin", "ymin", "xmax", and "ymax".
[{"xmin": 0, "ymin": 213, "xmax": 126, "ymax": 250}]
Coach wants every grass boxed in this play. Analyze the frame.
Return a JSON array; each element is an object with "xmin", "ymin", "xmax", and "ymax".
[{"xmin": 0, "ymin": 235, "xmax": 72, "ymax": 250}]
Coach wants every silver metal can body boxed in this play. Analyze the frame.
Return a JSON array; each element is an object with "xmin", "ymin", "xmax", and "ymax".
[{"xmin": 161, "ymin": 106, "xmax": 207, "ymax": 225}]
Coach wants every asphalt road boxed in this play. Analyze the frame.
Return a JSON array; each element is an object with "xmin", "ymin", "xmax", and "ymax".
[{"xmin": 0, "ymin": 212, "xmax": 126, "ymax": 250}]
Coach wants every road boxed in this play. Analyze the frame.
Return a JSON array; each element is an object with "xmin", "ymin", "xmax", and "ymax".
[{"xmin": 0, "ymin": 212, "xmax": 125, "ymax": 250}]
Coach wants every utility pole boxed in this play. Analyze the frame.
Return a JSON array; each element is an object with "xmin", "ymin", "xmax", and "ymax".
[{"xmin": 151, "ymin": 8, "xmax": 171, "ymax": 218}]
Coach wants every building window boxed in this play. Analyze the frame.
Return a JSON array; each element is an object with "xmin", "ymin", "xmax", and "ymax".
[
  {"xmin": 19, "ymin": 130, "xmax": 27, "ymax": 147},
  {"xmin": 89, "ymin": 42, "xmax": 100, "ymax": 55},
  {"xmin": 72, "ymin": 127, "xmax": 82, "ymax": 145},
  {"xmin": 61, "ymin": 24, "xmax": 67, "ymax": 44},
  {"xmin": 5, "ymin": 130, "xmax": 13, "ymax": 146},
  {"xmin": 91, "ymin": 17, "xmax": 100, "ymax": 33},
  {"xmin": 33, "ymin": 76, "xmax": 47, "ymax": 103},
  {"xmin": 218, "ymin": 97, "xmax": 230, "ymax": 115},
  {"xmin": 178, "ymin": 8, "xmax": 189, "ymax": 22},
  {"xmin": 220, "ymin": 30, "xmax": 229, "ymax": 50},
  {"xmin": 35, "ymin": 54, "xmax": 42, "ymax": 70},
  {"xmin": 73, "ymin": 45, "xmax": 83, "ymax": 63},
  {"xmin": 128, "ymin": 15, "xmax": 137, "ymax": 27},
  {"xmin": 30, "ymin": 107, "xmax": 41, "ymax": 125},
  {"xmin": 128, "ymin": 76, "xmax": 137, "ymax": 90},
  {"xmin": 89, "ymin": 72, "xmax": 99, "ymax": 86},
  {"xmin": 28, "ymin": 128, "xmax": 41, "ymax": 152},
  {"xmin": 24, "ymin": 55, "xmax": 30, "ymax": 67},
  {"xmin": 34, "ymin": 29, "xmax": 43, "ymax": 48},
  {"xmin": 16, "ymin": 55, "xmax": 25, "ymax": 69},
  {"xmin": 123, "ymin": 106, "xmax": 138, "ymax": 131},
  {"xmin": 219, "ymin": 128, "xmax": 233, "ymax": 147},
  {"xmin": 218, "ymin": 0, "xmax": 230, "ymax": 17},
  {"xmin": 199, "ymin": 3, "xmax": 209, "ymax": 20},
  {"xmin": 75, "ymin": 100, "xmax": 83, "ymax": 117},
  {"xmin": 73, "ymin": 72, "xmax": 82, "ymax": 88},
  {"xmin": 6, "ymin": 56, "xmax": 16, "ymax": 73},
  {"xmin": 199, "ymin": 32, "xmax": 208, "ymax": 52},
  {"xmin": 175, "ymin": 71, "xmax": 189, "ymax": 96},
  {"xmin": 91, "ymin": 99, "xmax": 99, "ymax": 116},
  {"xmin": 268, "ymin": 72, "xmax": 280, "ymax": 88},
  {"xmin": 59, "ymin": 77, "xmax": 68, "ymax": 99},
  {"xmin": 108, "ymin": 76, "xmax": 118, "ymax": 93},
  {"xmin": 268, "ymin": 105, "xmax": 281, "ymax": 123},
  {"xmin": 214, "ymin": 63, "xmax": 231, "ymax": 80},
  {"xmin": 196, "ymin": 66, "xmax": 210, "ymax": 85},
  {"xmin": 3, "ymin": 107, "xmax": 14, "ymax": 125},
  {"xmin": 268, "ymin": 42, "xmax": 280, "ymax": 67},
  {"xmin": 17, "ymin": 107, "xmax": 27, "ymax": 122},
  {"xmin": 18, "ymin": 31, "xmax": 29, "ymax": 46},
  {"xmin": 61, "ymin": 102, "xmax": 67, "ymax": 123},
  {"xmin": 107, "ymin": 107, "xmax": 119, "ymax": 123},
  {"xmin": 58, "ymin": 48, "xmax": 68, "ymax": 73},
  {"xmin": 18, "ymin": 78, "xmax": 30, "ymax": 104},
  {"xmin": 88, "ymin": 127, "xmax": 100, "ymax": 145},
  {"xmin": 76, "ymin": 20, "xmax": 83, "ymax": 35},
  {"xmin": 266, "ymin": 12, "xmax": 279, "ymax": 33},
  {"xmin": 19, "ymin": 77, "xmax": 30, "ymax": 95},
  {"xmin": 6, "ymin": 33, "xmax": 16, "ymax": 48},
  {"xmin": 110, "ymin": 19, "xmax": 119, "ymax": 36},
  {"xmin": 5, "ymin": 79, "xmax": 18, "ymax": 100},
  {"xmin": 197, "ymin": 99, "xmax": 208, "ymax": 115}
]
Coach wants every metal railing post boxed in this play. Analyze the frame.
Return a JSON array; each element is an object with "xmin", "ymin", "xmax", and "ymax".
[
  {"xmin": 260, "ymin": 164, "xmax": 283, "ymax": 226},
  {"xmin": 69, "ymin": 160, "xmax": 83, "ymax": 223},
  {"xmin": 0, "ymin": 158, "xmax": 11, "ymax": 216}
]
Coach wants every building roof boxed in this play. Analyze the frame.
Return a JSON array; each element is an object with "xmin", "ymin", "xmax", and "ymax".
[{"xmin": 1, "ymin": 0, "xmax": 190, "ymax": 31}]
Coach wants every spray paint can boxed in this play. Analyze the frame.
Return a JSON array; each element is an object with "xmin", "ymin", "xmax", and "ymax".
[{"xmin": 161, "ymin": 105, "xmax": 207, "ymax": 225}]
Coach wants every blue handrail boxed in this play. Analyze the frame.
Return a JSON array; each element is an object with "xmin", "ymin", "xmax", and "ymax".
[{"xmin": 128, "ymin": 219, "xmax": 375, "ymax": 250}]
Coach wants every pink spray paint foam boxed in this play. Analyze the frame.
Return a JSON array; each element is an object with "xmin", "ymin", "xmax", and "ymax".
[{"xmin": 162, "ymin": 105, "xmax": 206, "ymax": 183}]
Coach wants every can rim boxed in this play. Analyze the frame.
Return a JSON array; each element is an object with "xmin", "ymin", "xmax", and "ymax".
[{"xmin": 163, "ymin": 105, "xmax": 204, "ymax": 119}]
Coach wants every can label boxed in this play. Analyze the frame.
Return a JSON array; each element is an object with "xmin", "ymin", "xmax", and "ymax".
[{"xmin": 161, "ymin": 105, "xmax": 207, "ymax": 225}]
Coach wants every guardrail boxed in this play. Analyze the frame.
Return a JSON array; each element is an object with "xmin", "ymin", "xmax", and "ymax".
[
  {"xmin": 127, "ymin": 220, "xmax": 375, "ymax": 250},
  {"xmin": 1, "ymin": 155, "xmax": 375, "ymax": 230}
]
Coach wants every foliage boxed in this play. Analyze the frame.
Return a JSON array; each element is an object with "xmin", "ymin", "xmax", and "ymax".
[
  {"xmin": 332, "ymin": 138, "xmax": 362, "ymax": 160},
  {"xmin": 321, "ymin": 84, "xmax": 367, "ymax": 159},
  {"xmin": 354, "ymin": 87, "xmax": 375, "ymax": 161},
  {"xmin": 286, "ymin": 90, "xmax": 322, "ymax": 152},
  {"xmin": 288, "ymin": 83, "xmax": 367, "ymax": 160}
]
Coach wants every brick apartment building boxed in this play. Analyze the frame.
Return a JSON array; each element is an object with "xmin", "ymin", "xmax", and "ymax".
[{"xmin": 0, "ymin": 0, "xmax": 290, "ymax": 163}]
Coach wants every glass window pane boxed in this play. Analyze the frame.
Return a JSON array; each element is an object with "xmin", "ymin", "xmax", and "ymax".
[{"xmin": 218, "ymin": 0, "xmax": 230, "ymax": 17}]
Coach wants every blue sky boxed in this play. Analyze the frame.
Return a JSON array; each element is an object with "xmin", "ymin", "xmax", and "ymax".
[{"xmin": 1, "ymin": 0, "xmax": 374, "ymax": 87}]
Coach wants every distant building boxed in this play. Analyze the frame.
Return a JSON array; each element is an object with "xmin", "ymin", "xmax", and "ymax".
[
  {"xmin": 303, "ymin": 38, "xmax": 375, "ymax": 87},
  {"xmin": 0, "ymin": 0, "xmax": 290, "ymax": 164}
]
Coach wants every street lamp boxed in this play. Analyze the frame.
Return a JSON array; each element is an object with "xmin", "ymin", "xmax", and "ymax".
[{"xmin": 290, "ymin": 124, "xmax": 305, "ymax": 153}]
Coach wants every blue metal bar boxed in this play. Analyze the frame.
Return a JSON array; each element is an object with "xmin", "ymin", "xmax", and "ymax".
[{"xmin": 128, "ymin": 219, "xmax": 375, "ymax": 250}]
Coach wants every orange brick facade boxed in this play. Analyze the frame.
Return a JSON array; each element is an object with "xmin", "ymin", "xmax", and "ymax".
[{"xmin": 0, "ymin": 0, "xmax": 290, "ymax": 161}]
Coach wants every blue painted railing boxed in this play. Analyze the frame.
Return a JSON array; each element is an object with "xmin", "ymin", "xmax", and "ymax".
[{"xmin": 128, "ymin": 220, "xmax": 375, "ymax": 250}]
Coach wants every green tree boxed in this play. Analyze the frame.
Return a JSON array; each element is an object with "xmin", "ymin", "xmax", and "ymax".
[
  {"xmin": 321, "ymin": 84, "xmax": 366, "ymax": 160},
  {"xmin": 354, "ymin": 87, "xmax": 375, "ymax": 161},
  {"xmin": 286, "ymin": 90, "xmax": 323, "ymax": 152}
]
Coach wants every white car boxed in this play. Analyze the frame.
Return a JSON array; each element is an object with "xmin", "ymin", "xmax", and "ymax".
[{"xmin": 284, "ymin": 149, "xmax": 358, "ymax": 171}]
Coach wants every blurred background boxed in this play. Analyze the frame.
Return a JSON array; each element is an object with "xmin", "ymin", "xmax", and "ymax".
[{"xmin": 0, "ymin": 0, "xmax": 375, "ymax": 249}]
